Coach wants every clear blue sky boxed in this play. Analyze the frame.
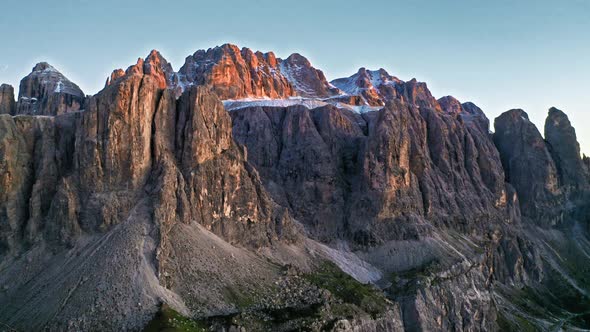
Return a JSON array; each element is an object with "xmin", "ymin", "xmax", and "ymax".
[{"xmin": 1, "ymin": 0, "xmax": 589, "ymax": 154}]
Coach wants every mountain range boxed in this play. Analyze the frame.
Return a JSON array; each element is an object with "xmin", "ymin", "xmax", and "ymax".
[{"xmin": 0, "ymin": 43, "xmax": 589, "ymax": 331}]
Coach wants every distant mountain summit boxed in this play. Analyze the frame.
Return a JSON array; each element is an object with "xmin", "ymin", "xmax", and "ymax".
[
  {"xmin": 331, "ymin": 68, "xmax": 402, "ymax": 106},
  {"xmin": 0, "ymin": 44, "xmax": 483, "ymax": 117},
  {"xmin": 278, "ymin": 53, "xmax": 341, "ymax": 98},
  {"xmin": 175, "ymin": 43, "xmax": 343, "ymax": 100},
  {"xmin": 14, "ymin": 62, "xmax": 85, "ymax": 115}
]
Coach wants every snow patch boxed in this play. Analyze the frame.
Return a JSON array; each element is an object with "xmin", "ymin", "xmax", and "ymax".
[
  {"xmin": 280, "ymin": 61, "xmax": 317, "ymax": 96},
  {"xmin": 223, "ymin": 97, "xmax": 328, "ymax": 111},
  {"xmin": 367, "ymin": 69, "xmax": 401, "ymax": 89},
  {"xmin": 334, "ymin": 102, "xmax": 383, "ymax": 114},
  {"xmin": 331, "ymin": 69, "xmax": 402, "ymax": 97},
  {"xmin": 223, "ymin": 97, "xmax": 383, "ymax": 114},
  {"xmin": 55, "ymin": 80, "xmax": 63, "ymax": 93},
  {"xmin": 307, "ymin": 239, "xmax": 383, "ymax": 284},
  {"xmin": 331, "ymin": 75, "xmax": 364, "ymax": 96}
]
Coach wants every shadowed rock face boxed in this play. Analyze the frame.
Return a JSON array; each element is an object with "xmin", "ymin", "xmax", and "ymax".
[
  {"xmin": 396, "ymin": 78, "xmax": 442, "ymax": 112},
  {"xmin": 438, "ymin": 95, "xmax": 463, "ymax": 115},
  {"xmin": 0, "ymin": 84, "xmax": 15, "ymax": 115},
  {"xmin": 493, "ymin": 110, "xmax": 561, "ymax": 222},
  {"xmin": 0, "ymin": 112, "xmax": 80, "ymax": 254},
  {"xmin": 16, "ymin": 62, "xmax": 85, "ymax": 115},
  {"xmin": 230, "ymin": 91, "xmax": 549, "ymax": 331},
  {"xmin": 491, "ymin": 108, "xmax": 590, "ymax": 329},
  {"xmin": 460, "ymin": 101, "xmax": 490, "ymax": 133},
  {"xmin": 544, "ymin": 107, "xmax": 588, "ymax": 190},
  {"xmin": 493, "ymin": 107, "xmax": 590, "ymax": 230},
  {"xmin": 231, "ymin": 98, "xmax": 513, "ymax": 244}
]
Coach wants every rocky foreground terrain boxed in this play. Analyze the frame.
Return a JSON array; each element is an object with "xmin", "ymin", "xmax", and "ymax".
[{"xmin": 0, "ymin": 44, "xmax": 589, "ymax": 331}]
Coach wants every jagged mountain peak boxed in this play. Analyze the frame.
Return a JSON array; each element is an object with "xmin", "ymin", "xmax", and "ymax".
[
  {"xmin": 176, "ymin": 43, "xmax": 342, "ymax": 99},
  {"xmin": 356, "ymin": 67, "xmax": 399, "ymax": 80},
  {"xmin": 503, "ymin": 108, "xmax": 530, "ymax": 121},
  {"xmin": 104, "ymin": 49, "xmax": 180, "ymax": 94},
  {"xmin": 142, "ymin": 49, "xmax": 176, "ymax": 89},
  {"xmin": 178, "ymin": 43, "xmax": 295, "ymax": 99},
  {"xmin": 105, "ymin": 68, "xmax": 126, "ymax": 86},
  {"xmin": 284, "ymin": 52, "xmax": 311, "ymax": 66},
  {"xmin": 545, "ymin": 107, "xmax": 573, "ymax": 135},
  {"xmin": 144, "ymin": 49, "xmax": 172, "ymax": 69},
  {"xmin": 16, "ymin": 61, "xmax": 85, "ymax": 115},
  {"xmin": 97, "ymin": 45, "xmax": 468, "ymax": 114},
  {"xmin": 331, "ymin": 68, "xmax": 445, "ymax": 108},
  {"xmin": 438, "ymin": 95, "xmax": 462, "ymax": 114},
  {"xmin": 545, "ymin": 106, "xmax": 587, "ymax": 188},
  {"xmin": 335, "ymin": 67, "xmax": 402, "ymax": 88},
  {"xmin": 279, "ymin": 52, "xmax": 340, "ymax": 98},
  {"xmin": 547, "ymin": 106, "xmax": 568, "ymax": 121},
  {"xmin": 32, "ymin": 61, "xmax": 57, "ymax": 72},
  {"xmin": 437, "ymin": 96, "xmax": 491, "ymax": 131},
  {"xmin": 461, "ymin": 101, "xmax": 489, "ymax": 127},
  {"xmin": 24, "ymin": 62, "xmax": 83, "ymax": 96}
]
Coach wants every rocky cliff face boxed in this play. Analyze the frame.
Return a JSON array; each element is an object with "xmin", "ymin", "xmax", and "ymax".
[
  {"xmin": 492, "ymin": 108, "xmax": 590, "ymax": 330},
  {"xmin": 232, "ymin": 86, "xmax": 511, "ymax": 245},
  {"xmin": 330, "ymin": 68, "xmax": 442, "ymax": 111},
  {"xmin": 178, "ymin": 43, "xmax": 343, "ymax": 100},
  {"xmin": 279, "ymin": 53, "xmax": 341, "ymax": 98},
  {"xmin": 107, "ymin": 50, "xmax": 183, "ymax": 97},
  {"xmin": 1, "ymin": 45, "xmax": 589, "ymax": 331},
  {"xmin": 0, "ymin": 50, "xmax": 297, "ymax": 256},
  {"xmin": 0, "ymin": 84, "xmax": 15, "ymax": 115},
  {"xmin": 229, "ymin": 94, "xmax": 546, "ymax": 330},
  {"xmin": 178, "ymin": 44, "xmax": 295, "ymax": 99},
  {"xmin": 493, "ymin": 109, "xmax": 563, "ymax": 225},
  {"xmin": 16, "ymin": 62, "xmax": 85, "ymax": 115},
  {"xmin": 544, "ymin": 107, "xmax": 588, "ymax": 191},
  {"xmin": 0, "ymin": 51, "xmax": 305, "ymax": 330},
  {"xmin": 331, "ymin": 68, "xmax": 402, "ymax": 106}
]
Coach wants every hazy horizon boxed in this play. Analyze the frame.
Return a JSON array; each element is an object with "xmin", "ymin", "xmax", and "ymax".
[{"xmin": 2, "ymin": 0, "xmax": 589, "ymax": 154}]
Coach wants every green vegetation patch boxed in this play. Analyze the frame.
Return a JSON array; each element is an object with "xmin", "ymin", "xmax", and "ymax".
[
  {"xmin": 389, "ymin": 259, "xmax": 442, "ymax": 297},
  {"xmin": 143, "ymin": 303, "xmax": 209, "ymax": 332},
  {"xmin": 496, "ymin": 310, "xmax": 537, "ymax": 332},
  {"xmin": 223, "ymin": 286, "xmax": 258, "ymax": 310},
  {"xmin": 304, "ymin": 261, "xmax": 389, "ymax": 317}
]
